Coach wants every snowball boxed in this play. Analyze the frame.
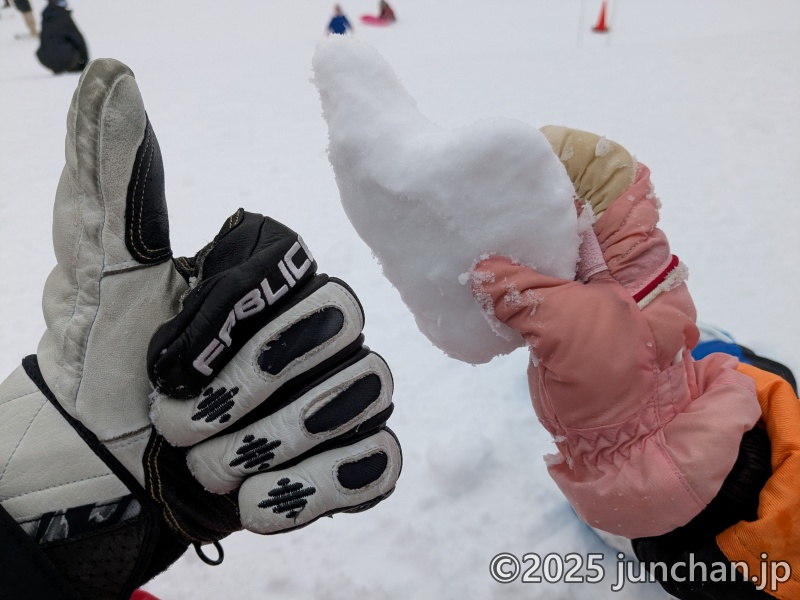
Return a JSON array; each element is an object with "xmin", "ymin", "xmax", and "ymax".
[{"xmin": 312, "ymin": 37, "xmax": 579, "ymax": 364}]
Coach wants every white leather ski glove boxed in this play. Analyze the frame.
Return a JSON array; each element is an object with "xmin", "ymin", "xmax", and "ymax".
[{"xmin": 0, "ymin": 58, "xmax": 401, "ymax": 600}]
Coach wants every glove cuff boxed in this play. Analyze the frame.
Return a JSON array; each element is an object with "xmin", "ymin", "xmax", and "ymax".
[
  {"xmin": 0, "ymin": 500, "xmax": 81, "ymax": 600},
  {"xmin": 7, "ymin": 356, "xmax": 180, "ymax": 599}
]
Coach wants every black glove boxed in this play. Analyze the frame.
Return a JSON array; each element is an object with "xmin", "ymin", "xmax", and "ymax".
[
  {"xmin": 0, "ymin": 58, "xmax": 401, "ymax": 600},
  {"xmin": 146, "ymin": 207, "xmax": 401, "ymax": 540}
]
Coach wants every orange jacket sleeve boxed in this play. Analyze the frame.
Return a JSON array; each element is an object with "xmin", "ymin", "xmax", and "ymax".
[{"xmin": 717, "ymin": 362, "xmax": 800, "ymax": 599}]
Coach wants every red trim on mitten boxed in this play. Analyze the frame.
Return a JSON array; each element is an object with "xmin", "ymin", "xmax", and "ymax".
[{"xmin": 632, "ymin": 254, "xmax": 679, "ymax": 303}]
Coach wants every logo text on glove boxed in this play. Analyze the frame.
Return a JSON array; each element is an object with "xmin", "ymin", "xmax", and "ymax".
[{"xmin": 192, "ymin": 238, "xmax": 313, "ymax": 376}]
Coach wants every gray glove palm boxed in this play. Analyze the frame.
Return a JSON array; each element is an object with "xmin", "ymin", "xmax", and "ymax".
[{"xmin": 0, "ymin": 58, "xmax": 401, "ymax": 600}]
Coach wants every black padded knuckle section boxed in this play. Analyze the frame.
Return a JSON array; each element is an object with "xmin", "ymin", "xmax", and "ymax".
[
  {"xmin": 258, "ymin": 307, "xmax": 345, "ymax": 376},
  {"xmin": 146, "ymin": 212, "xmax": 321, "ymax": 398},
  {"xmin": 336, "ymin": 451, "xmax": 389, "ymax": 490},
  {"xmin": 200, "ymin": 210, "xmax": 273, "ymax": 280},
  {"xmin": 305, "ymin": 373, "xmax": 382, "ymax": 434},
  {"xmin": 125, "ymin": 116, "xmax": 172, "ymax": 265}
]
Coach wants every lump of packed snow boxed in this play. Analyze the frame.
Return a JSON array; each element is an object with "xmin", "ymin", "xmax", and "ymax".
[{"xmin": 312, "ymin": 37, "xmax": 579, "ymax": 364}]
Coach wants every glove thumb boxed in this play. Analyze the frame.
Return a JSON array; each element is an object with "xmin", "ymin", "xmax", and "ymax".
[{"xmin": 38, "ymin": 58, "xmax": 187, "ymax": 441}]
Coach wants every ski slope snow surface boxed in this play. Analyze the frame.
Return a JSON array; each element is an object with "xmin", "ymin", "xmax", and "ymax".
[{"xmin": 1, "ymin": 1, "xmax": 798, "ymax": 598}]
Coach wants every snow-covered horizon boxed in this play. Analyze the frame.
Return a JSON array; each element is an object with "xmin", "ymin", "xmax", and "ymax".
[{"xmin": 2, "ymin": 1, "xmax": 798, "ymax": 598}]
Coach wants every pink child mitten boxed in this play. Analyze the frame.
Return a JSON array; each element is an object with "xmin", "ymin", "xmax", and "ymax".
[{"xmin": 471, "ymin": 127, "xmax": 761, "ymax": 538}]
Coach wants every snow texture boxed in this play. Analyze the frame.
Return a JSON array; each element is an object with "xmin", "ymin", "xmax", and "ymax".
[
  {"xmin": 1, "ymin": 0, "xmax": 798, "ymax": 598},
  {"xmin": 312, "ymin": 36, "xmax": 579, "ymax": 364}
]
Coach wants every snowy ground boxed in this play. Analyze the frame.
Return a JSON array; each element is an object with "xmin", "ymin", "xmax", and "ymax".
[{"xmin": 1, "ymin": 1, "xmax": 798, "ymax": 598}]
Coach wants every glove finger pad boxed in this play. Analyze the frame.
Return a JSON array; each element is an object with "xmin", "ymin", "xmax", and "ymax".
[
  {"xmin": 186, "ymin": 352, "xmax": 394, "ymax": 493},
  {"xmin": 238, "ymin": 429, "xmax": 401, "ymax": 534},
  {"xmin": 150, "ymin": 281, "xmax": 365, "ymax": 446}
]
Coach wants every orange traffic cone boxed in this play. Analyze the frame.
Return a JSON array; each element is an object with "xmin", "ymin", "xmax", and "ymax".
[{"xmin": 592, "ymin": 0, "xmax": 609, "ymax": 33}]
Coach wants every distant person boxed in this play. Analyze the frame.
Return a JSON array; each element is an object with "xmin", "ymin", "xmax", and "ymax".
[
  {"xmin": 327, "ymin": 4, "xmax": 352, "ymax": 36},
  {"xmin": 12, "ymin": 0, "xmax": 38, "ymax": 38},
  {"xmin": 360, "ymin": 1, "xmax": 395, "ymax": 27},
  {"xmin": 36, "ymin": 0, "xmax": 88, "ymax": 74},
  {"xmin": 378, "ymin": 1, "xmax": 395, "ymax": 22}
]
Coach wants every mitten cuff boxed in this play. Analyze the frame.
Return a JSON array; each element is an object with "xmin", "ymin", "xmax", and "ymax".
[
  {"xmin": 575, "ymin": 225, "xmax": 608, "ymax": 282},
  {"xmin": 547, "ymin": 352, "xmax": 761, "ymax": 538}
]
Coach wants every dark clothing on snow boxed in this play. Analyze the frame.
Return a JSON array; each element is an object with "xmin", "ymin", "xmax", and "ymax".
[
  {"xmin": 328, "ymin": 14, "xmax": 351, "ymax": 35},
  {"xmin": 36, "ymin": 4, "xmax": 88, "ymax": 74},
  {"xmin": 379, "ymin": 6, "xmax": 395, "ymax": 21}
]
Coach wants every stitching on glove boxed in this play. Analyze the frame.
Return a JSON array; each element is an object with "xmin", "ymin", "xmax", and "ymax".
[
  {"xmin": 147, "ymin": 436, "xmax": 193, "ymax": 541},
  {"xmin": 1, "ymin": 472, "xmax": 116, "ymax": 502},
  {"xmin": 128, "ymin": 124, "xmax": 150, "ymax": 258},
  {"xmin": 0, "ymin": 389, "xmax": 39, "ymax": 409},
  {"xmin": 147, "ymin": 435, "xmax": 239, "ymax": 542},
  {"xmin": 338, "ymin": 283, "xmax": 363, "ymax": 320},
  {"xmin": 228, "ymin": 210, "xmax": 241, "ymax": 230},
  {"xmin": 0, "ymin": 395, "xmax": 47, "ymax": 485},
  {"xmin": 128, "ymin": 123, "xmax": 169, "ymax": 260},
  {"xmin": 103, "ymin": 427, "xmax": 152, "ymax": 451}
]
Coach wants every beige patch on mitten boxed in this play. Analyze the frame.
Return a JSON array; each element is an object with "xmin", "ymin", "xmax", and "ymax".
[{"xmin": 540, "ymin": 125, "xmax": 636, "ymax": 217}]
